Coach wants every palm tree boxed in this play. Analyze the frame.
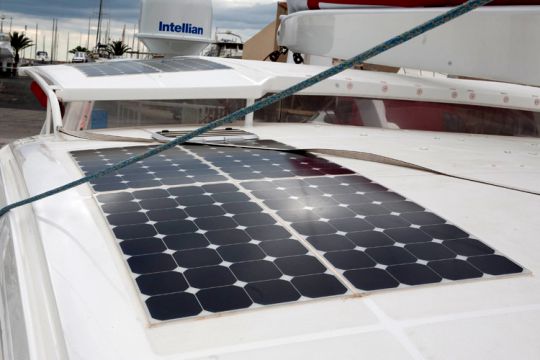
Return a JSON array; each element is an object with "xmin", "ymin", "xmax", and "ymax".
[
  {"xmin": 69, "ymin": 45, "xmax": 89, "ymax": 54},
  {"xmin": 107, "ymin": 41, "xmax": 131, "ymax": 57},
  {"xmin": 10, "ymin": 32, "xmax": 33, "ymax": 76}
]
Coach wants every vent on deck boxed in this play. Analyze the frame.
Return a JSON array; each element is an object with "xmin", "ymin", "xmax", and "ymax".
[{"xmin": 152, "ymin": 128, "xmax": 258, "ymax": 143}]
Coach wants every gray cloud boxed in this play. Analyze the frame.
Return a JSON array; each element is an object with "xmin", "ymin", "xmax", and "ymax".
[
  {"xmin": 2, "ymin": 0, "xmax": 139, "ymax": 22},
  {"xmin": 1, "ymin": 0, "xmax": 277, "ymax": 34}
]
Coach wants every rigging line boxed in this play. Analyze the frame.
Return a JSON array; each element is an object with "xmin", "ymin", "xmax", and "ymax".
[{"xmin": 0, "ymin": 0, "xmax": 493, "ymax": 217}]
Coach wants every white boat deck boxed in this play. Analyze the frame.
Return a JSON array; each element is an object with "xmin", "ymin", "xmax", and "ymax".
[{"xmin": 2, "ymin": 122, "xmax": 539, "ymax": 359}]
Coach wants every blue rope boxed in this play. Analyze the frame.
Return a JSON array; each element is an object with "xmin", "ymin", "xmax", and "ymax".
[{"xmin": 0, "ymin": 0, "xmax": 492, "ymax": 217}]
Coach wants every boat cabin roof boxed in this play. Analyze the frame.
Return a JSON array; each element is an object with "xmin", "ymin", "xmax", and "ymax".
[
  {"xmin": 23, "ymin": 57, "xmax": 540, "ymax": 113},
  {"xmin": 1, "ymin": 122, "xmax": 540, "ymax": 359}
]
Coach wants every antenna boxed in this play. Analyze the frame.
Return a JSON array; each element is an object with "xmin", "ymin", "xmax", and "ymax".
[{"xmin": 137, "ymin": 0, "xmax": 213, "ymax": 56}]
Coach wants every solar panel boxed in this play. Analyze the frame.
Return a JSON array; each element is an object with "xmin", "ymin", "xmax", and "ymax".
[
  {"xmin": 96, "ymin": 182, "xmax": 347, "ymax": 321},
  {"xmin": 186, "ymin": 144, "xmax": 355, "ymax": 180},
  {"xmin": 71, "ymin": 146, "xmax": 226, "ymax": 192},
  {"xmin": 242, "ymin": 174, "xmax": 523, "ymax": 291},
  {"xmin": 71, "ymin": 143, "xmax": 524, "ymax": 322},
  {"xmin": 70, "ymin": 57, "xmax": 231, "ymax": 77}
]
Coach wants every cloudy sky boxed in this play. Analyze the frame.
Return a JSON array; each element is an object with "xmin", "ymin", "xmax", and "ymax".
[{"xmin": 0, "ymin": 0, "xmax": 278, "ymax": 60}]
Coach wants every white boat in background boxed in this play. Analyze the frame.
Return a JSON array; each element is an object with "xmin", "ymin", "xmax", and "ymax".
[
  {"xmin": 1, "ymin": 1, "xmax": 540, "ymax": 359},
  {"xmin": 204, "ymin": 31, "xmax": 244, "ymax": 59},
  {"xmin": 35, "ymin": 51, "xmax": 49, "ymax": 64},
  {"xmin": 0, "ymin": 33, "xmax": 14, "ymax": 73}
]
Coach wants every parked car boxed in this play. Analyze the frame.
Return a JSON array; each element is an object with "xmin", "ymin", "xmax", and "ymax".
[
  {"xmin": 36, "ymin": 51, "xmax": 49, "ymax": 63},
  {"xmin": 72, "ymin": 51, "xmax": 89, "ymax": 63}
]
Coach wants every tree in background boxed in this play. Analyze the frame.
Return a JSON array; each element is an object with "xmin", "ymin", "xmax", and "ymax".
[
  {"xmin": 69, "ymin": 46, "xmax": 90, "ymax": 54},
  {"xmin": 9, "ymin": 32, "xmax": 32, "ymax": 76},
  {"xmin": 107, "ymin": 41, "xmax": 131, "ymax": 57}
]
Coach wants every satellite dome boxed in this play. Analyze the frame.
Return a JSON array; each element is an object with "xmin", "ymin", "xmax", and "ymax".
[{"xmin": 137, "ymin": 0, "xmax": 213, "ymax": 56}]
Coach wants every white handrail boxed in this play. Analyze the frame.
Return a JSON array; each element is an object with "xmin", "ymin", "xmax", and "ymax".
[{"xmin": 23, "ymin": 69, "xmax": 63, "ymax": 134}]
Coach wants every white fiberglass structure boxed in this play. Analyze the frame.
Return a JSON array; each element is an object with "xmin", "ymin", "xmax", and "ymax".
[
  {"xmin": 1, "ymin": 2, "xmax": 540, "ymax": 360},
  {"xmin": 278, "ymin": 5, "xmax": 540, "ymax": 85},
  {"xmin": 137, "ymin": 0, "xmax": 213, "ymax": 56}
]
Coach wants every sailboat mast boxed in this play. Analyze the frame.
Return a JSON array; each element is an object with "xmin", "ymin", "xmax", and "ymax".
[{"xmin": 96, "ymin": 0, "xmax": 104, "ymax": 47}]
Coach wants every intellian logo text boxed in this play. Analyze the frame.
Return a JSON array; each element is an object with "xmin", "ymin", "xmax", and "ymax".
[{"xmin": 158, "ymin": 21, "xmax": 204, "ymax": 35}]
